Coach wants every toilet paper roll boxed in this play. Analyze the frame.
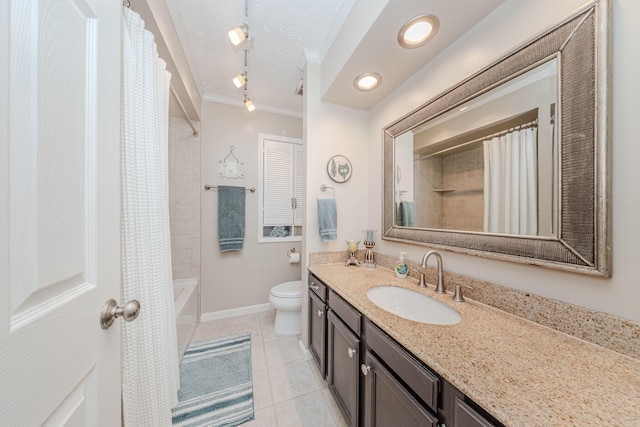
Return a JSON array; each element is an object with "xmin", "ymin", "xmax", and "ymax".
[{"xmin": 288, "ymin": 252, "xmax": 300, "ymax": 264}]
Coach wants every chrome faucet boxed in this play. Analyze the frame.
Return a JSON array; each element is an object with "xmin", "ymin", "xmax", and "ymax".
[{"xmin": 420, "ymin": 251, "xmax": 446, "ymax": 294}]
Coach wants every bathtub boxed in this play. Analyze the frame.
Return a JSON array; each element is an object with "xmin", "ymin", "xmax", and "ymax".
[{"xmin": 173, "ymin": 278, "xmax": 199, "ymax": 362}]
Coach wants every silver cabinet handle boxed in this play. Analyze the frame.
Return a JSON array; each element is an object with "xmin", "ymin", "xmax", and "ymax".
[
  {"xmin": 317, "ymin": 309, "xmax": 323, "ymax": 318},
  {"xmin": 361, "ymin": 364, "xmax": 371, "ymax": 375},
  {"xmin": 348, "ymin": 348, "xmax": 357, "ymax": 358},
  {"xmin": 310, "ymin": 284, "xmax": 319, "ymax": 291},
  {"xmin": 100, "ymin": 299, "xmax": 140, "ymax": 329}
]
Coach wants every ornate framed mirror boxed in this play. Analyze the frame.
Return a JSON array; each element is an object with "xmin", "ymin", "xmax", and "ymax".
[{"xmin": 382, "ymin": 0, "xmax": 610, "ymax": 276}]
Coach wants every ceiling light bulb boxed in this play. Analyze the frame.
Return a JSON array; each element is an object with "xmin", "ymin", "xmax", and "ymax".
[
  {"xmin": 228, "ymin": 26, "xmax": 248, "ymax": 46},
  {"xmin": 233, "ymin": 73, "xmax": 246, "ymax": 88},
  {"xmin": 398, "ymin": 15, "xmax": 439, "ymax": 49},
  {"xmin": 244, "ymin": 98, "xmax": 255, "ymax": 112},
  {"xmin": 354, "ymin": 72, "xmax": 382, "ymax": 91}
]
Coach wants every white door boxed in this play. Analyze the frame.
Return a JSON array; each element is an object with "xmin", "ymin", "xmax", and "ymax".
[{"xmin": 0, "ymin": 0, "xmax": 123, "ymax": 425}]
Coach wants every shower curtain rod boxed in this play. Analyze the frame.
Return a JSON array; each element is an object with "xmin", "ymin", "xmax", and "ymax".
[
  {"xmin": 419, "ymin": 119, "xmax": 539, "ymax": 159},
  {"xmin": 170, "ymin": 85, "xmax": 199, "ymax": 137}
]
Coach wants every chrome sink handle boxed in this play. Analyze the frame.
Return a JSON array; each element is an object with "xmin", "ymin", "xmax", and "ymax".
[{"xmin": 452, "ymin": 284, "xmax": 474, "ymax": 302}]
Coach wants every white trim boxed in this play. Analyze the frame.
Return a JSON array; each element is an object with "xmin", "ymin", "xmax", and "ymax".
[
  {"xmin": 202, "ymin": 93, "xmax": 303, "ymax": 119},
  {"xmin": 258, "ymin": 134, "xmax": 304, "ymax": 243},
  {"xmin": 200, "ymin": 302, "xmax": 273, "ymax": 322},
  {"xmin": 298, "ymin": 339, "xmax": 311, "ymax": 359}
]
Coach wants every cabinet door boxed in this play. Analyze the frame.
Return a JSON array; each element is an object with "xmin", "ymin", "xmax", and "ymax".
[
  {"xmin": 362, "ymin": 351, "xmax": 438, "ymax": 427},
  {"xmin": 263, "ymin": 138, "xmax": 294, "ymax": 225},
  {"xmin": 327, "ymin": 311, "xmax": 360, "ymax": 427},
  {"xmin": 309, "ymin": 290, "xmax": 327, "ymax": 377},
  {"xmin": 293, "ymin": 143, "xmax": 304, "ymax": 226}
]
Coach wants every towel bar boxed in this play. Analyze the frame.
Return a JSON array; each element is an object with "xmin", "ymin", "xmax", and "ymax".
[{"xmin": 204, "ymin": 184, "xmax": 255, "ymax": 192}]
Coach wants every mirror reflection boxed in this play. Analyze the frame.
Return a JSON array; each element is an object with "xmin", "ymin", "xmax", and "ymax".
[{"xmin": 394, "ymin": 59, "xmax": 558, "ymax": 237}]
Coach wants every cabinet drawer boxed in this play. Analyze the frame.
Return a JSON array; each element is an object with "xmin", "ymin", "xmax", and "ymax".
[
  {"xmin": 328, "ymin": 290, "xmax": 361, "ymax": 335},
  {"xmin": 309, "ymin": 274, "xmax": 327, "ymax": 301},
  {"xmin": 454, "ymin": 397, "xmax": 496, "ymax": 427},
  {"xmin": 363, "ymin": 351, "xmax": 438, "ymax": 427},
  {"xmin": 365, "ymin": 320, "xmax": 439, "ymax": 412}
]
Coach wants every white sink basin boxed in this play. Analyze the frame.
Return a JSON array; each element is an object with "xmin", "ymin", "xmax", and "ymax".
[{"xmin": 366, "ymin": 286, "xmax": 461, "ymax": 325}]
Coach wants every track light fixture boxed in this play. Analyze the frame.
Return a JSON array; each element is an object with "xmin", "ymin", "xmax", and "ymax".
[
  {"xmin": 229, "ymin": 0, "xmax": 255, "ymax": 111},
  {"xmin": 228, "ymin": 25, "xmax": 248, "ymax": 46},
  {"xmin": 233, "ymin": 73, "xmax": 246, "ymax": 88},
  {"xmin": 244, "ymin": 96, "xmax": 255, "ymax": 112}
]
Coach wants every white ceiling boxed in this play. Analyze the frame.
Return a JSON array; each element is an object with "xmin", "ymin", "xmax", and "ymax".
[{"xmin": 165, "ymin": 0, "xmax": 506, "ymax": 117}]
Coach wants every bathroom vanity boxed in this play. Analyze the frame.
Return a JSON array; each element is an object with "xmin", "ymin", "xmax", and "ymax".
[
  {"xmin": 309, "ymin": 271, "xmax": 502, "ymax": 426},
  {"xmin": 308, "ymin": 264, "xmax": 640, "ymax": 426}
]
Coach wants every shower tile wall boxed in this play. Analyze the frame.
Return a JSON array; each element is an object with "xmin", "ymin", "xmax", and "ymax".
[
  {"xmin": 414, "ymin": 156, "xmax": 442, "ymax": 228},
  {"xmin": 169, "ymin": 117, "xmax": 201, "ymax": 280},
  {"xmin": 441, "ymin": 147, "xmax": 484, "ymax": 232}
]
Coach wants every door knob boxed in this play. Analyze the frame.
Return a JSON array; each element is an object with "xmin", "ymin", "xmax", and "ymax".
[
  {"xmin": 348, "ymin": 347, "xmax": 357, "ymax": 358},
  {"xmin": 361, "ymin": 364, "xmax": 371, "ymax": 376},
  {"xmin": 317, "ymin": 309, "xmax": 323, "ymax": 318},
  {"xmin": 100, "ymin": 299, "xmax": 141, "ymax": 329}
]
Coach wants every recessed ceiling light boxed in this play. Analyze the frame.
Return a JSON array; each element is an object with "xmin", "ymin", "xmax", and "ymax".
[
  {"xmin": 398, "ymin": 15, "xmax": 439, "ymax": 49},
  {"xmin": 354, "ymin": 72, "xmax": 382, "ymax": 91}
]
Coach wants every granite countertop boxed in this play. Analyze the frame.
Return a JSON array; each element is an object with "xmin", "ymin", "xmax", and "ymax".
[{"xmin": 308, "ymin": 263, "xmax": 640, "ymax": 427}]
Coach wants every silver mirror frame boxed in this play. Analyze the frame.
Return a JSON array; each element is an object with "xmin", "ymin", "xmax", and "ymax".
[{"xmin": 382, "ymin": 0, "xmax": 610, "ymax": 277}]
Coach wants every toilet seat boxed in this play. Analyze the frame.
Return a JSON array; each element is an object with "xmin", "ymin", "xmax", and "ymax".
[{"xmin": 270, "ymin": 280, "xmax": 302, "ymax": 299}]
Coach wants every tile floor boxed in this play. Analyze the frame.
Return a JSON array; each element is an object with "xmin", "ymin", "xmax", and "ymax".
[{"xmin": 190, "ymin": 310, "xmax": 348, "ymax": 427}]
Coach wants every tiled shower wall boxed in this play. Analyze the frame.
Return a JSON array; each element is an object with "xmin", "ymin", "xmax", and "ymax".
[
  {"xmin": 414, "ymin": 156, "xmax": 443, "ymax": 228},
  {"xmin": 441, "ymin": 147, "xmax": 484, "ymax": 232},
  {"xmin": 168, "ymin": 117, "xmax": 201, "ymax": 280},
  {"xmin": 414, "ymin": 146, "xmax": 484, "ymax": 232}
]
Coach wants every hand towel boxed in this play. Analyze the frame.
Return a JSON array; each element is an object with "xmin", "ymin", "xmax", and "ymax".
[
  {"xmin": 317, "ymin": 198, "xmax": 337, "ymax": 242},
  {"xmin": 399, "ymin": 201, "xmax": 416, "ymax": 227},
  {"xmin": 218, "ymin": 186, "xmax": 246, "ymax": 252}
]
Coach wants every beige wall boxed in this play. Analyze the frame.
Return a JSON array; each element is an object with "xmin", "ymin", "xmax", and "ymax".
[
  {"xmin": 367, "ymin": 0, "xmax": 640, "ymax": 322},
  {"xmin": 302, "ymin": 62, "xmax": 371, "ymax": 345},
  {"xmin": 169, "ymin": 117, "xmax": 201, "ymax": 280},
  {"xmin": 200, "ymin": 101, "xmax": 303, "ymax": 316}
]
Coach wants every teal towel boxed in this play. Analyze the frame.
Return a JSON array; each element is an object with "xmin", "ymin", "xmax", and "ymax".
[
  {"xmin": 399, "ymin": 201, "xmax": 416, "ymax": 227},
  {"xmin": 317, "ymin": 198, "xmax": 337, "ymax": 242},
  {"xmin": 218, "ymin": 186, "xmax": 246, "ymax": 252}
]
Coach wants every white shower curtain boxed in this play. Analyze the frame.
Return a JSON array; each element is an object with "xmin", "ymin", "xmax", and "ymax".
[
  {"xmin": 483, "ymin": 127, "xmax": 538, "ymax": 235},
  {"xmin": 121, "ymin": 7, "xmax": 180, "ymax": 427}
]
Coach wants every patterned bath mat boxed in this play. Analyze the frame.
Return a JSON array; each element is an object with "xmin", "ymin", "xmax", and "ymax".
[{"xmin": 172, "ymin": 333, "xmax": 254, "ymax": 427}]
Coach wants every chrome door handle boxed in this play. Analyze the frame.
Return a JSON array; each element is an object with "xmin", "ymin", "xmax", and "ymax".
[
  {"xmin": 348, "ymin": 347, "xmax": 357, "ymax": 358},
  {"xmin": 100, "ymin": 299, "xmax": 141, "ymax": 329},
  {"xmin": 310, "ymin": 284, "xmax": 319, "ymax": 291},
  {"xmin": 361, "ymin": 364, "xmax": 371, "ymax": 375},
  {"xmin": 317, "ymin": 309, "xmax": 323, "ymax": 318}
]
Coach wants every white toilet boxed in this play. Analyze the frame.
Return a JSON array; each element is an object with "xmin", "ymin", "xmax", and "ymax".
[{"xmin": 269, "ymin": 280, "xmax": 302, "ymax": 335}]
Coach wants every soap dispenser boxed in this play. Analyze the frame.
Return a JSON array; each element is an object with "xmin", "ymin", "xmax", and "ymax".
[{"xmin": 395, "ymin": 252, "xmax": 409, "ymax": 279}]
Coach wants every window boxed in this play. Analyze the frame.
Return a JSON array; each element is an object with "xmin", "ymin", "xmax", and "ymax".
[{"xmin": 258, "ymin": 134, "xmax": 303, "ymax": 242}]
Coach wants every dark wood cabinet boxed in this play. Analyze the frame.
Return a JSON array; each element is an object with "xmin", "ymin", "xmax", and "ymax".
[
  {"xmin": 454, "ymin": 397, "xmax": 496, "ymax": 427},
  {"xmin": 326, "ymin": 289, "xmax": 362, "ymax": 427},
  {"xmin": 308, "ymin": 272, "xmax": 504, "ymax": 427},
  {"xmin": 308, "ymin": 289, "xmax": 327, "ymax": 377},
  {"xmin": 362, "ymin": 351, "xmax": 439, "ymax": 427}
]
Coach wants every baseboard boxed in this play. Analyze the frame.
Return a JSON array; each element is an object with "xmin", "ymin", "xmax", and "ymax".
[
  {"xmin": 298, "ymin": 339, "xmax": 310, "ymax": 360},
  {"xmin": 200, "ymin": 302, "xmax": 273, "ymax": 322}
]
